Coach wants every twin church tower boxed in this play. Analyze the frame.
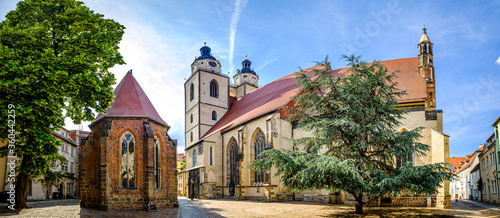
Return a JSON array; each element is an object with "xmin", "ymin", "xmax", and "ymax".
[{"xmin": 184, "ymin": 43, "xmax": 259, "ymax": 148}]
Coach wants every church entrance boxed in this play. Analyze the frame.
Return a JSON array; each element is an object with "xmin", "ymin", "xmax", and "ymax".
[
  {"xmin": 229, "ymin": 141, "xmax": 239, "ymax": 196},
  {"xmin": 188, "ymin": 169, "xmax": 200, "ymax": 199}
]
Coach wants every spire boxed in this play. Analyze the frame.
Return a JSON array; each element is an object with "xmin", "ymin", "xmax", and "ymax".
[{"xmin": 419, "ymin": 28, "xmax": 431, "ymax": 44}]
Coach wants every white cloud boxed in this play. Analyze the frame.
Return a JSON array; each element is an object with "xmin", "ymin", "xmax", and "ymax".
[
  {"xmin": 228, "ymin": 0, "xmax": 249, "ymax": 76},
  {"xmin": 495, "ymin": 56, "xmax": 500, "ymax": 65}
]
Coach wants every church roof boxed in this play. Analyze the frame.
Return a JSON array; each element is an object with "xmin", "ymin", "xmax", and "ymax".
[
  {"xmin": 201, "ymin": 57, "xmax": 425, "ymax": 139},
  {"xmin": 90, "ymin": 70, "xmax": 169, "ymax": 127}
]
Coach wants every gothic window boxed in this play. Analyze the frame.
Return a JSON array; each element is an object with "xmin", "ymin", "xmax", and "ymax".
[
  {"xmin": 190, "ymin": 114, "xmax": 193, "ymax": 123},
  {"xmin": 190, "ymin": 132, "xmax": 193, "ymax": 142},
  {"xmin": 254, "ymin": 130, "xmax": 265, "ymax": 183},
  {"xmin": 212, "ymin": 111, "xmax": 217, "ymax": 121},
  {"xmin": 209, "ymin": 80, "xmax": 219, "ymax": 98},
  {"xmin": 154, "ymin": 138, "xmax": 160, "ymax": 188},
  {"xmin": 230, "ymin": 139, "xmax": 239, "ymax": 186},
  {"xmin": 190, "ymin": 83, "xmax": 194, "ymax": 101},
  {"xmin": 210, "ymin": 146, "xmax": 213, "ymax": 166},
  {"xmin": 193, "ymin": 148, "xmax": 198, "ymax": 167},
  {"xmin": 121, "ymin": 133, "xmax": 135, "ymax": 188}
]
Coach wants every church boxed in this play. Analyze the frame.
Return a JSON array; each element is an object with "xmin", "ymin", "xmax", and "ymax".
[
  {"xmin": 180, "ymin": 29, "xmax": 450, "ymax": 208},
  {"xmin": 80, "ymin": 71, "xmax": 178, "ymax": 211}
]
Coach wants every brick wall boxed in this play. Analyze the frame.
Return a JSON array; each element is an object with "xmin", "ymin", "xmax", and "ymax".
[{"xmin": 80, "ymin": 117, "xmax": 178, "ymax": 211}]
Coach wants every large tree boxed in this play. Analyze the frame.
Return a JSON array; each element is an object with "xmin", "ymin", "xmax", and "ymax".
[
  {"xmin": 251, "ymin": 56, "xmax": 453, "ymax": 214},
  {"xmin": 0, "ymin": 0, "xmax": 124, "ymax": 209}
]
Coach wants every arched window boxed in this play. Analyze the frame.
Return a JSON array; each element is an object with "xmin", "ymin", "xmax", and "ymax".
[
  {"xmin": 190, "ymin": 132, "xmax": 193, "ymax": 142},
  {"xmin": 230, "ymin": 139, "xmax": 239, "ymax": 187},
  {"xmin": 193, "ymin": 148, "xmax": 197, "ymax": 167},
  {"xmin": 209, "ymin": 80, "xmax": 218, "ymax": 98},
  {"xmin": 121, "ymin": 133, "xmax": 135, "ymax": 188},
  {"xmin": 396, "ymin": 130, "xmax": 413, "ymax": 168},
  {"xmin": 154, "ymin": 138, "xmax": 160, "ymax": 188},
  {"xmin": 254, "ymin": 130, "xmax": 265, "ymax": 183},
  {"xmin": 190, "ymin": 114, "xmax": 193, "ymax": 123},
  {"xmin": 190, "ymin": 83, "xmax": 194, "ymax": 101},
  {"xmin": 212, "ymin": 111, "xmax": 217, "ymax": 121}
]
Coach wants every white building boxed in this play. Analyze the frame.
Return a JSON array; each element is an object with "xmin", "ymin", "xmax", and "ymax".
[
  {"xmin": 450, "ymin": 146, "xmax": 483, "ymax": 200},
  {"xmin": 470, "ymin": 164, "xmax": 480, "ymax": 200}
]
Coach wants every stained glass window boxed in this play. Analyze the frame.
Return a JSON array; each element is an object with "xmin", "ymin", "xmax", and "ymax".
[
  {"xmin": 254, "ymin": 130, "xmax": 265, "ymax": 183},
  {"xmin": 121, "ymin": 133, "xmax": 135, "ymax": 188}
]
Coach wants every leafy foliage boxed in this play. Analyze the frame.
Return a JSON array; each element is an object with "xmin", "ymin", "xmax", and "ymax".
[
  {"xmin": 0, "ymin": 0, "xmax": 124, "ymax": 208},
  {"xmin": 250, "ymin": 55, "xmax": 453, "ymax": 213}
]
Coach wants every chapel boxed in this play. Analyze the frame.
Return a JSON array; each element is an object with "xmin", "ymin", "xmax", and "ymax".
[
  {"xmin": 180, "ymin": 29, "xmax": 450, "ymax": 208},
  {"xmin": 80, "ymin": 70, "xmax": 178, "ymax": 211}
]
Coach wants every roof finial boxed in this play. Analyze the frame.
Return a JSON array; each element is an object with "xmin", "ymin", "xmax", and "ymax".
[
  {"xmin": 245, "ymin": 55, "xmax": 247, "ymax": 59},
  {"xmin": 204, "ymin": 42, "xmax": 207, "ymax": 46},
  {"xmin": 130, "ymin": 69, "xmax": 133, "ymax": 74},
  {"xmin": 423, "ymin": 26, "xmax": 427, "ymax": 34}
]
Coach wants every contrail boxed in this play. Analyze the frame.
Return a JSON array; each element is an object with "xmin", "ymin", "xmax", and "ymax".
[{"xmin": 228, "ymin": 0, "xmax": 248, "ymax": 76}]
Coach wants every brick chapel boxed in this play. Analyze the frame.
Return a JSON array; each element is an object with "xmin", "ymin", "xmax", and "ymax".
[
  {"xmin": 180, "ymin": 29, "xmax": 451, "ymax": 208},
  {"xmin": 80, "ymin": 70, "xmax": 178, "ymax": 211}
]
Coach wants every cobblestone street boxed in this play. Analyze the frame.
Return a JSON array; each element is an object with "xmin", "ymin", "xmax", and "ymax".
[{"xmin": 1, "ymin": 198, "xmax": 499, "ymax": 217}]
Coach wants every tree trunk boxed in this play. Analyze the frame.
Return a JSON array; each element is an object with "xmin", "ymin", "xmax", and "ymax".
[
  {"xmin": 355, "ymin": 193, "xmax": 363, "ymax": 214},
  {"xmin": 14, "ymin": 155, "xmax": 31, "ymax": 209}
]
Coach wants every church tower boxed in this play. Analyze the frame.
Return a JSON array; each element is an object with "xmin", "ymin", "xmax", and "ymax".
[
  {"xmin": 232, "ymin": 56, "xmax": 259, "ymax": 99},
  {"xmin": 185, "ymin": 43, "xmax": 229, "ymax": 148},
  {"xmin": 418, "ymin": 28, "xmax": 436, "ymax": 109}
]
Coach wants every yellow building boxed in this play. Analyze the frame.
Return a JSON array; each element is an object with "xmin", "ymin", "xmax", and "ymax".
[
  {"xmin": 479, "ymin": 134, "xmax": 499, "ymax": 204},
  {"xmin": 183, "ymin": 29, "xmax": 450, "ymax": 208}
]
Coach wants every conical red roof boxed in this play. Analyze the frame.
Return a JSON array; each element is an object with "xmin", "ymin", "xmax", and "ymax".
[{"xmin": 91, "ymin": 70, "xmax": 169, "ymax": 127}]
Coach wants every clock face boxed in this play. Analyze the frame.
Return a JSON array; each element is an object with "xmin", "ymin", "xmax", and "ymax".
[{"xmin": 209, "ymin": 61, "xmax": 217, "ymax": 67}]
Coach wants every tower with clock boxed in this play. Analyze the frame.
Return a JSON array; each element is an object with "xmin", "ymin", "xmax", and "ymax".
[{"xmin": 184, "ymin": 43, "xmax": 229, "ymax": 149}]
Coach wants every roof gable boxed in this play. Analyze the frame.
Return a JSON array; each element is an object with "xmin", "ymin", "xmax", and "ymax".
[{"xmin": 91, "ymin": 71, "xmax": 168, "ymax": 127}]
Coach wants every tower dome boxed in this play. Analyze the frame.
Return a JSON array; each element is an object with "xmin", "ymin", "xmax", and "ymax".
[
  {"xmin": 238, "ymin": 55, "xmax": 256, "ymax": 74},
  {"xmin": 197, "ymin": 42, "xmax": 216, "ymax": 60}
]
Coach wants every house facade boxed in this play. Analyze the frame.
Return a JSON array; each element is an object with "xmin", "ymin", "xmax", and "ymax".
[{"xmin": 479, "ymin": 134, "xmax": 498, "ymax": 204}]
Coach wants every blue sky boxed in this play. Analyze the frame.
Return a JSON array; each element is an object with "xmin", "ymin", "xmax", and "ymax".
[{"xmin": 1, "ymin": 0, "xmax": 499, "ymax": 157}]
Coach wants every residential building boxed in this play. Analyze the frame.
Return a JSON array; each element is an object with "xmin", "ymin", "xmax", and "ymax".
[
  {"xmin": 183, "ymin": 29, "xmax": 451, "ymax": 208},
  {"xmin": 493, "ymin": 115, "xmax": 500, "ymax": 201},
  {"xmin": 470, "ymin": 164, "xmax": 480, "ymax": 200},
  {"xmin": 450, "ymin": 146, "xmax": 482, "ymax": 200},
  {"xmin": 479, "ymin": 134, "xmax": 498, "ymax": 203}
]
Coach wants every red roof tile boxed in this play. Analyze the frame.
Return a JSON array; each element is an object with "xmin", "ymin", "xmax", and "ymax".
[
  {"xmin": 449, "ymin": 157, "xmax": 466, "ymax": 169},
  {"xmin": 91, "ymin": 71, "xmax": 168, "ymax": 127},
  {"xmin": 202, "ymin": 57, "xmax": 425, "ymax": 139}
]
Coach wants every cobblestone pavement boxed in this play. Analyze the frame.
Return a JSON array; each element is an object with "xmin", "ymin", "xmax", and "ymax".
[
  {"xmin": 4, "ymin": 199, "xmax": 178, "ymax": 217},
  {"xmin": 190, "ymin": 198, "xmax": 500, "ymax": 218},
  {"xmin": 2, "ymin": 198, "xmax": 499, "ymax": 217}
]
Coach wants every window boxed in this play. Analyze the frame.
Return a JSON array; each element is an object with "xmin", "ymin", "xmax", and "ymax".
[
  {"xmin": 121, "ymin": 133, "xmax": 135, "ymax": 188},
  {"xmin": 396, "ymin": 132, "xmax": 413, "ymax": 168},
  {"xmin": 70, "ymin": 162, "xmax": 74, "ymax": 173},
  {"xmin": 190, "ymin": 83, "xmax": 194, "ymax": 101},
  {"xmin": 62, "ymin": 161, "xmax": 68, "ymax": 172},
  {"xmin": 210, "ymin": 146, "xmax": 213, "ymax": 166},
  {"xmin": 190, "ymin": 132, "xmax": 193, "ymax": 142},
  {"xmin": 254, "ymin": 130, "xmax": 266, "ymax": 183},
  {"xmin": 486, "ymin": 156, "xmax": 489, "ymax": 168},
  {"xmin": 193, "ymin": 149, "xmax": 197, "ymax": 167},
  {"xmin": 212, "ymin": 111, "xmax": 217, "ymax": 121},
  {"xmin": 209, "ymin": 80, "xmax": 219, "ymax": 98},
  {"xmin": 230, "ymin": 139, "xmax": 239, "ymax": 188},
  {"xmin": 154, "ymin": 138, "xmax": 160, "ymax": 188},
  {"xmin": 71, "ymin": 147, "xmax": 74, "ymax": 156},
  {"xmin": 190, "ymin": 114, "xmax": 193, "ymax": 123}
]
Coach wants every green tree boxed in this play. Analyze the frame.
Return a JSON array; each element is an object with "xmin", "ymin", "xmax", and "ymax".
[
  {"xmin": 0, "ymin": 0, "xmax": 124, "ymax": 209},
  {"xmin": 251, "ymin": 56, "xmax": 453, "ymax": 214}
]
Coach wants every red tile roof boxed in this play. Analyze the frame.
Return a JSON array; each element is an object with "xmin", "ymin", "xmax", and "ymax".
[
  {"xmin": 453, "ymin": 146, "xmax": 484, "ymax": 174},
  {"xmin": 449, "ymin": 157, "xmax": 466, "ymax": 169},
  {"xmin": 91, "ymin": 71, "xmax": 169, "ymax": 127},
  {"xmin": 202, "ymin": 57, "xmax": 425, "ymax": 140}
]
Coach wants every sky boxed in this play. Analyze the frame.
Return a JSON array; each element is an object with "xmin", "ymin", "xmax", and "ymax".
[{"xmin": 1, "ymin": 0, "xmax": 499, "ymax": 157}]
